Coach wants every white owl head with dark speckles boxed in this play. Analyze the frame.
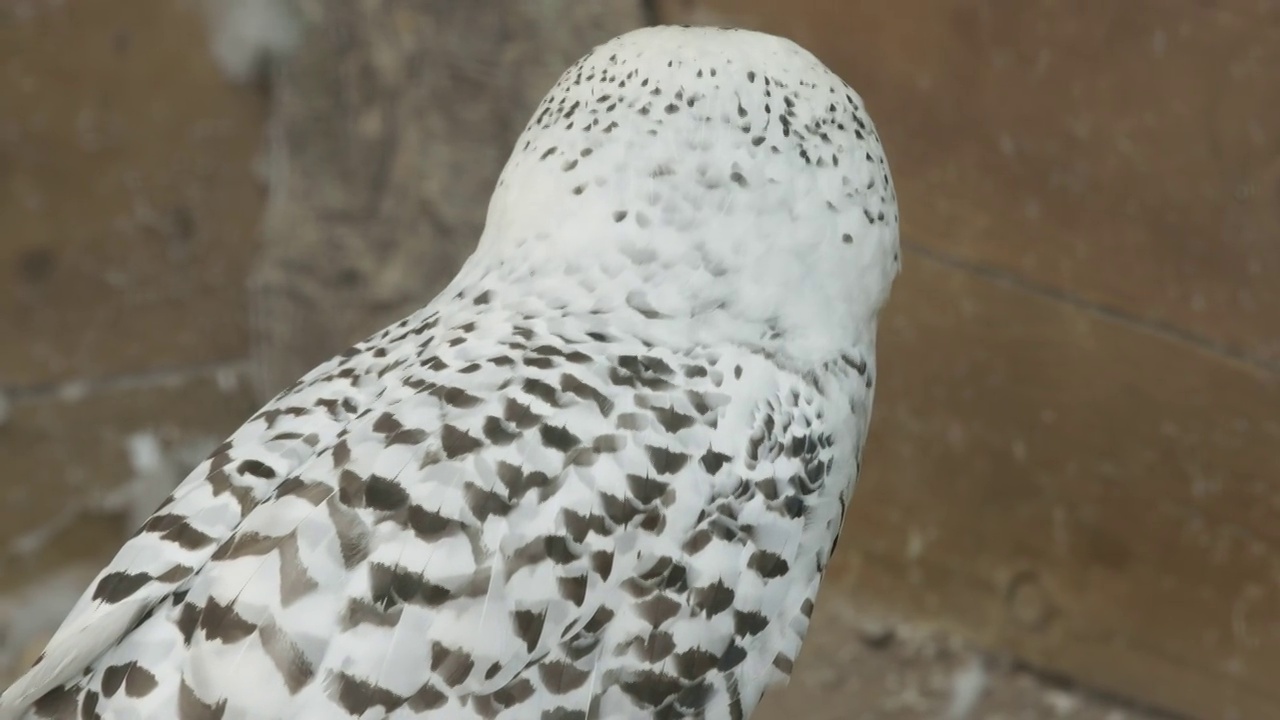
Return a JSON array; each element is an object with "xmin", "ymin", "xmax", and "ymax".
[{"xmin": 467, "ymin": 25, "xmax": 899, "ymax": 368}]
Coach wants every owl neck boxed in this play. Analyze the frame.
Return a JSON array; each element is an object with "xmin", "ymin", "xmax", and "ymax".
[{"xmin": 439, "ymin": 241, "xmax": 880, "ymax": 375}]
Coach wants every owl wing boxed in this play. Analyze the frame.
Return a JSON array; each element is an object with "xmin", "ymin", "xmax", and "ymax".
[
  {"xmin": 2, "ymin": 343, "xmax": 856, "ymax": 720},
  {"xmin": 0, "ymin": 310, "xmax": 430, "ymax": 717}
]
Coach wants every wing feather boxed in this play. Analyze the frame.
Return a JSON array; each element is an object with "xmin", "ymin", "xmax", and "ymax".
[{"xmin": 2, "ymin": 320, "xmax": 869, "ymax": 720}]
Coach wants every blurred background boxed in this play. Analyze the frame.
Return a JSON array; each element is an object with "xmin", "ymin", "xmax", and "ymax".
[{"xmin": 1, "ymin": 1, "xmax": 1277, "ymax": 718}]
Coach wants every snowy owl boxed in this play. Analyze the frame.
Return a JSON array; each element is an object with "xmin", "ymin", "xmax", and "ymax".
[{"xmin": 1, "ymin": 25, "xmax": 899, "ymax": 720}]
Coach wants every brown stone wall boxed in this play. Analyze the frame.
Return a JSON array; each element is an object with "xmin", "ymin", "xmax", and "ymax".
[
  {"xmin": 248, "ymin": 0, "xmax": 647, "ymax": 398},
  {"xmin": 0, "ymin": 0, "xmax": 265, "ymax": 595}
]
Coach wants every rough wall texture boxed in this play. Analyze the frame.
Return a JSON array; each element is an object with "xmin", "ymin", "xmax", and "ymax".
[
  {"xmin": 0, "ymin": 0, "xmax": 263, "ymax": 601},
  {"xmin": 248, "ymin": 0, "xmax": 648, "ymax": 399}
]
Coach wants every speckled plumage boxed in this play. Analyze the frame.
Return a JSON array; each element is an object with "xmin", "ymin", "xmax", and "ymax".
[{"xmin": 1, "ymin": 25, "xmax": 899, "ymax": 720}]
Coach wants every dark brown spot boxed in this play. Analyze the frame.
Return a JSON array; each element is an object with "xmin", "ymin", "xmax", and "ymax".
[
  {"xmin": 522, "ymin": 378, "xmax": 561, "ymax": 406},
  {"xmin": 512, "ymin": 609, "xmax": 547, "ymax": 653},
  {"xmin": 504, "ymin": 398, "xmax": 542, "ymax": 429},
  {"xmin": 673, "ymin": 648, "xmax": 719, "ymax": 680},
  {"xmin": 236, "ymin": 459, "xmax": 276, "ymax": 480},
  {"xmin": 210, "ymin": 531, "xmax": 278, "ymax": 561},
  {"xmin": 638, "ymin": 508, "xmax": 666, "ymax": 533},
  {"xmin": 537, "ymin": 660, "xmax": 591, "ymax": 695},
  {"xmin": 682, "ymin": 528, "xmax": 713, "ymax": 555},
  {"xmin": 259, "ymin": 622, "xmax": 316, "ymax": 693},
  {"xmin": 388, "ymin": 427, "xmax": 428, "ymax": 446},
  {"xmin": 559, "ymin": 374, "xmax": 612, "ymax": 415},
  {"xmin": 627, "ymin": 474, "xmax": 669, "ymax": 505},
  {"xmin": 645, "ymin": 446, "xmax": 690, "ymax": 475},
  {"xmin": 337, "ymin": 469, "xmax": 365, "ymax": 507},
  {"xmin": 637, "ymin": 594, "xmax": 682, "ymax": 627},
  {"xmin": 474, "ymin": 677, "xmax": 537, "ymax": 714},
  {"xmin": 139, "ymin": 514, "xmax": 215, "ymax": 550},
  {"xmin": 441, "ymin": 424, "xmax": 483, "ymax": 458},
  {"xmin": 83, "ymin": 689, "xmax": 101, "ymax": 718},
  {"xmin": 333, "ymin": 671, "xmax": 404, "ymax": 714},
  {"xmin": 600, "ymin": 493, "xmax": 643, "ymax": 527},
  {"xmin": 748, "ymin": 550, "xmax": 791, "ymax": 579},
  {"xmin": 369, "ymin": 563, "xmax": 429, "ymax": 610},
  {"xmin": 562, "ymin": 509, "xmax": 606, "ymax": 543},
  {"xmin": 372, "ymin": 412, "xmax": 404, "ymax": 436},
  {"xmin": 482, "ymin": 416, "xmax": 519, "ymax": 445},
  {"xmin": 592, "ymin": 434, "xmax": 624, "ymax": 453},
  {"xmin": 327, "ymin": 497, "xmax": 371, "ymax": 568},
  {"xmin": 734, "ymin": 609, "xmax": 770, "ymax": 637},
  {"xmin": 407, "ymin": 505, "xmax": 459, "ymax": 541},
  {"xmin": 92, "ymin": 571, "xmax": 152, "ymax": 604},
  {"xmin": 628, "ymin": 629, "xmax": 676, "ymax": 663},
  {"xmin": 32, "ymin": 685, "xmax": 77, "ymax": 717},
  {"xmin": 683, "ymin": 365, "xmax": 708, "ymax": 379},
  {"xmin": 276, "ymin": 476, "xmax": 332, "ymax": 506},
  {"xmin": 652, "ymin": 406, "xmax": 696, "ymax": 433},
  {"xmin": 341, "ymin": 598, "xmax": 401, "ymax": 630},
  {"xmin": 544, "ymin": 535, "xmax": 576, "ymax": 564},
  {"xmin": 406, "ymin": 682, "xmax": 449, "ymax": 712},
  {"xmin": 591, "ymin": 550, "xmax": 615, "ymax": 580},
  {"xmin": 558, "ymin": 575, "xmax": 588, "ymax": 606},
  {"xmin": 619, "ymin": 669, "xmax": 683, "ymax": 709},
  {"xmin": 101, "ymin": 663, "xmax": 128, "ymax": 698},
  {"xmin": 616, "ymin": 412, "xmax": 648, "ymax": 431},
  {"xmin": 699, "ymin": 449, "xmax": 731, "ymax": 475},
  {"xmin": 179, "ymin": 679, "xmax": 227, "ymax": 720},
  {"xmin": 525, "ymin": 355, "xmax": 556, "ymax": 369},
  {"xmin": 466, "ymin": 483, "xmax": 512, "ymax": 521},
  {"xmin": 366, "ymin": 475, "xmax": 409, "ymax": 511},
  {"xmin": 277, "ymin": 535, "xmax": 319, "ymax": 606},
  {"xmin": 177, "ymin": 602, "xmax": 201, "ymax": 644},
  {"xmin": 430, "ymin": 643, "xmax": 476, "ymax": 688},
  {"xmin": 692, "ymin": 581, "xmax": 735, "ymax": 615},
  {"xmin": 539, "ymin": 424, "xmax": 581, "ymax": 453},
  {"xmin": 332, "ymin": 439, "xmax": 353, "ymax": 467},
  {"xmin": 198, "ymin": 600, "xmax": 258, "ymax": 643}
]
